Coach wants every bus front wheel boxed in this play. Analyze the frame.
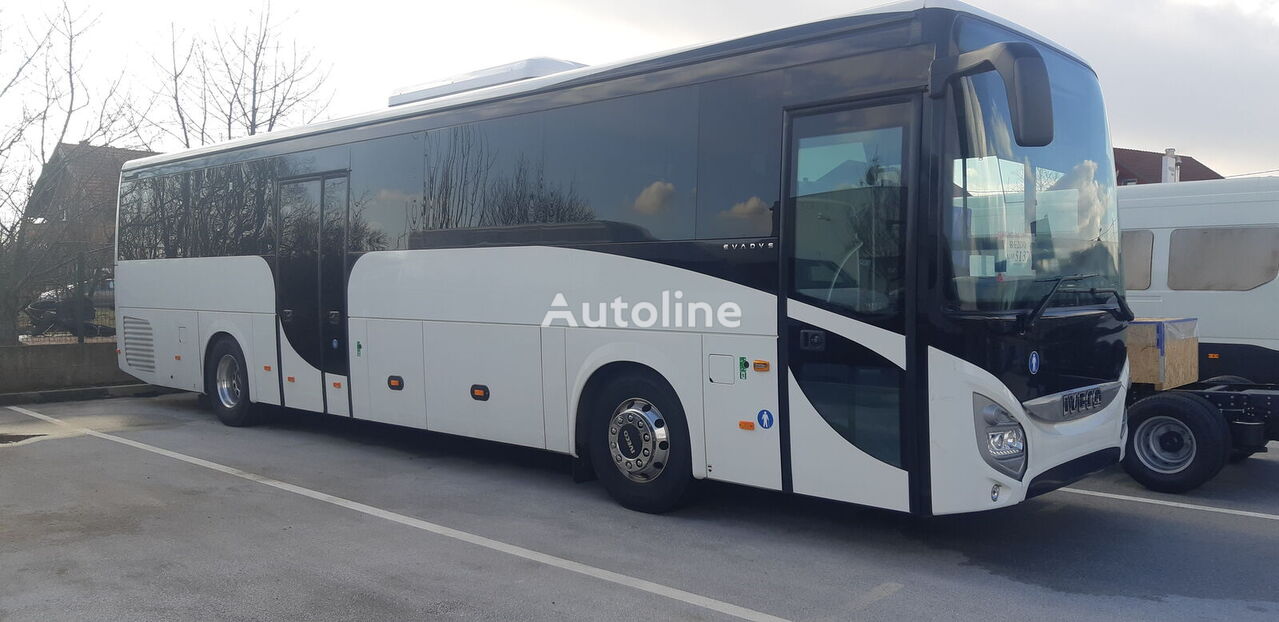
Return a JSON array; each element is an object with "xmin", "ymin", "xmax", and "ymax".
[
  {"xmin": 588, "ymin": 372, "xmax": 693, "ymax": 513},
  {"xmin": 1123, "ymin": 391, "xmax": 1229, "ymax": 493},
  {"xmin": 204, "ymin": 337, "xmax": 261, "ymax": 427}
]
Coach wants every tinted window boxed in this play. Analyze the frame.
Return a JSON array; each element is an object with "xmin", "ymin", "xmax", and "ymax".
[
  {"xmin": 117, "ymin": 179, "xmax": 145, "ymax": 260},
  {"xmin": 1169, "ymin": 227, "xmax": 1279, "ymax": 291},
  {"xmin": 1120, "ymin": 229, "xmax": 1154, "ymax": 290},
  {"xmin": 350, "ymin": 133, "xmax": 423, "ymax": 252},
  {"xmin": 277, "ymin": 179, "xmax": 323, "ymax": 366},
  {"xmin": 193, "ymin": 165, "xmax": 261, "ymax": 257},
  {"xmin": 118, "ymin": 174, "xmax": 188, "ymax": 260},
  {"xmin": 544, "ymin": 87, "xmax": 698, "ymax": 241},
  {"xmin": 696, "ymin": 72, "xmax": 782, "ymax": 239},
  {"xmin": 241, "ymin": 161, "xmax": 274, "ymax": 256},
  {"xmin": 790, "ymin": 104, "xmax": 909, "ymax": 320}
]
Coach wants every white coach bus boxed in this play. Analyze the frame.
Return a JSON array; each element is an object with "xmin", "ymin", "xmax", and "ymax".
[
  {"xmin": 116, "ymin": 0, "xmax": 1131, "ymax": 515},
  {"xmin": 1119, "ymin": 176, "xmax": 1279, "ymax": 384}
]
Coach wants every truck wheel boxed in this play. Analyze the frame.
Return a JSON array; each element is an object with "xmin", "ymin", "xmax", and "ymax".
[
  {"xmin": 588, "ymin": 371, "xmax": 693, "ymax": 513},
  {"xmin": 1123, "ymin": 391, "xmax": 1229, "ymax": 493},
  {"xmin": 205, "ymin": 337, "xmax": 261, "ymax": 427}
]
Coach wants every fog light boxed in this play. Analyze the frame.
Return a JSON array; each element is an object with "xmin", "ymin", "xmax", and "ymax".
[{"xmin": 991, "ymin": 483, "xmax": 1001, "ymax": 502}]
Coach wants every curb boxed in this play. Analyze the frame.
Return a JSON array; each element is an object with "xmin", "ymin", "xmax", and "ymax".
[{"xmin": 0, "ymin": 384, "xmax": 185, "ymax": 407}]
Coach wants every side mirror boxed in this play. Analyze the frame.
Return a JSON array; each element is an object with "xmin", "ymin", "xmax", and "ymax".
[{"xmin": 930, "ymin": 42, "xmax": 1054, "ymax": 147}]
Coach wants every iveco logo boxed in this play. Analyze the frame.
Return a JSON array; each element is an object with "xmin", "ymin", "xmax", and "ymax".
[
  {"xmin": 722, "ymin": 240, "xmax": 776, "ymax": 251},
  {"xmin": 1062, "ymin": 388, "xmax": 1104, "ymax": 416},
  {"xmin": 1028, "ymin": 351, "xmax": 1041, "ymax": 375}
]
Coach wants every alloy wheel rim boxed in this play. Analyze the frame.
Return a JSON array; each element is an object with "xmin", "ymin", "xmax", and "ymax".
[
  {"xmin": 215, "ymin": 354, "xmax": 243, "ymax": 409},
  {"xmin": 608, "ymin": 398, "xmax": 670, "ymax": 483}
]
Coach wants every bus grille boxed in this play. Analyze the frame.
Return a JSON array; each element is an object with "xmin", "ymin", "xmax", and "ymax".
[{"xmin": 122, "ymin": 316, "xmax": 156, "ymax": 372}]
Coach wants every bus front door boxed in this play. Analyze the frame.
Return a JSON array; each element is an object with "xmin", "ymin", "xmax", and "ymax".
[{"xmin": 782, "ymin": 98, "xmax": 916, "ymax": 512}]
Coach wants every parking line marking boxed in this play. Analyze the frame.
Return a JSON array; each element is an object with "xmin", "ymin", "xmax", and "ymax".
[
  {"xmin": 1061, "ymin": 487, "xmax": 1279, "ymax": 522},
  {"xmin": 8, "ymin": 406, "xmax": 786, "ymax": 622}
]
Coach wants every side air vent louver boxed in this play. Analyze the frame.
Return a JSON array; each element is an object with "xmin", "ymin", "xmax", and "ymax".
[{"xmin": 122, "ymin": 316, "xmax": 155, "ymax": 373}]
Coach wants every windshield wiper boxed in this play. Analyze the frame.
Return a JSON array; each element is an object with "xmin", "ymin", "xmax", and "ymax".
[
  {"xmin": 1019, "ymin": 273, "xmax": 1098, "ymax": 333},
  {"xmin": 1088, "ymin": 287, "xmax": 1136, "ymax": 322}
]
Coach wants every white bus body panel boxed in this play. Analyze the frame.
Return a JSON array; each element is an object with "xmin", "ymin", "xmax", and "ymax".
[
  {"xmin": 424, "ymin": 321, "xmax": 546, "ymax": 448},
  {"xmin": 116, "ymin": 257, "xmax": 278, "ymax": 403},
  {"xmin": 928, "ymin": 347, "xmax": 1128, "ymax": 514},
  {"xmin": 278, "ymin": 328, "xmax": 324, "ymax": 414},
  {"xmin": 350, "ymin": 319, "xmax": 426, "ymax": 428},
  {"xmin": 701, "ymin": 333, "xmax": 782, "ymax": 490},
  {"xmin": 1119, "ymin": 177, "xmax": 1279, "ymax": 356},
  {"xmin": 347, "ymin": 246, "xmax": 779, "ymax": 485}
]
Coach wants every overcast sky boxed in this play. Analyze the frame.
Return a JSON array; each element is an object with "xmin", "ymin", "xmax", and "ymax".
[{"xmin": 11, "ymin": 0, "xmax": 1279, "ymax": 176}]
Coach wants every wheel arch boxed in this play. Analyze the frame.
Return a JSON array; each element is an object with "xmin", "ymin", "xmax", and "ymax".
[
  {"xmin": 573, "ymin": 361, "xmax": 677, "ymax": 460},
  {"xmin": 202, "ymin": 331, "xmax": 245, "ymax": 398}
]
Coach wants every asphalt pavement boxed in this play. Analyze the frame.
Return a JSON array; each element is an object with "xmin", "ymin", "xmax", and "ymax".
[{"xmin": 2, "ymin": 393, "xmax": 1276, "ymax": 621}]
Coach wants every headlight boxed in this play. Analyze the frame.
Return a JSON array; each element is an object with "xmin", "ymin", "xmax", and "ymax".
[{"xmin": 973, "ymin": 394, "xmax": 1027, "ymax": 480}]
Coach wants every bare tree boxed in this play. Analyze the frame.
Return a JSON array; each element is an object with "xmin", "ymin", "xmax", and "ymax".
[
  {"xmin": 0, "ymin": 3, "xmax": 141, "ymax": 345},
  {"xmin": 145, "ymin": 3, "xmax": 332, "ymax": 149}
]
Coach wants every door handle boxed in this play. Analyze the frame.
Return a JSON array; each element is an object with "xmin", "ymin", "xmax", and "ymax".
[
  {"xmin": 280, "ymin": 309, "xmax": 294, "ymax": 322},
  {"xmin": 799, "ymin": 329, "xmax": 826, "ymax": 352},
  {"xmin": 328, "ymin": 310, "xmax": 341, "ymax": 325}
]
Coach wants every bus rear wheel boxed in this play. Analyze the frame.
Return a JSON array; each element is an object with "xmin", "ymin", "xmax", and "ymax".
[
  {"xmin": 588, "ymin": 372, "xmax": 693, "ymax": 513},
  {"xmin": 1123, "ymin": 391, "xmax": 1229, "ymax": 493},
  {"xmin": 205, "ymin": 337, "xmax": 261, "ymax": 427}
]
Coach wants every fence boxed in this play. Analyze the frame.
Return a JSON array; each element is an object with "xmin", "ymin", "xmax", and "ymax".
[{"xmin": 15, "ymin": 247, "xmax": 116, "ymax": 346}]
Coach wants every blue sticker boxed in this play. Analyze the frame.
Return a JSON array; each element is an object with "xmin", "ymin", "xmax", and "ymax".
[
  {"xmin": 1028, "ymin": 351, "xmax": 1040, "ymax": 375},
  {"xmin": 757, "ymin": 409, "xmax": 774, "ymax": 430}
]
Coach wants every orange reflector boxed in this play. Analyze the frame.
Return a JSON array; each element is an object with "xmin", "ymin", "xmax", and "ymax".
[
  {"xmin": 332, "ymin": 382, "xmax": 342, "ymax": 389},
  {"xmin": 174, "ymin": 355, "xmax": 181, "ymax": 360},
  {"xmin": 1208, "ymin": 353, "xmax": 1221, "ymax": 359},
  {"xmin": 739, "ymin": 420, "xmax": 756, "ymax": 431},
  {"xmin": 470, "ymin": 384, "xmax": 490, "ymax": 401},
  {"xmin": 389, "ymin": 379, "xmax": 401, "ymax": 387},
  {"xmin": 753, "ymin": 360, "xmax": 770, "ymax": 372},
  {"xmin": 263, "ymin": 365, "xmax": 272, "ymax": 371},
  {"xmin": 286, "ymin": 376, "xmax": 295, "ymax": 383}
]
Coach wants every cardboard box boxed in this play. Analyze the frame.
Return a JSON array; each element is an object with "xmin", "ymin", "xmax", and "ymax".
[{"xmin": 1127, "ymin": 317, "xmax": 1199, "ymax": 390}]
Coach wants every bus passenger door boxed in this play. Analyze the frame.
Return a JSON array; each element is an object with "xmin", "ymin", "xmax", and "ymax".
[
  {"xmin": 782, "ymin": 98, "xmax": 916, "ymax": 512},
  {"xmin": 319, "ymin": 176, "xmax": 350, "ymax": 415},
  {"xmin": 276, "ymin": 174, "xmax": 350, "ymax": 415},
  {"xmin": 277, "ymin": 179, "xmax": 325, "ymax": 413}
]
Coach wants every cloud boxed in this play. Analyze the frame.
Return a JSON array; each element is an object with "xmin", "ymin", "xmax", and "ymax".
[
  {"xmin": 632, "ymin": 180, "xmax": 675, "ymax": 214},
  {"xmin": 720, "ymin": 196, "xmax": 769, "ymax": 219}
]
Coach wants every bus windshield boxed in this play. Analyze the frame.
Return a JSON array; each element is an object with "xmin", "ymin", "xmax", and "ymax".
[{"xmin": 945, "ymin": 35, "xmax": 1121, "ymax": 312}]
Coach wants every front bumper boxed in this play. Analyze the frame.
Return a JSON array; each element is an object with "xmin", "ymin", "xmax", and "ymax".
[{"xmin": 928, "ymin": 347, "xmax": 1128, "ymax": 514}]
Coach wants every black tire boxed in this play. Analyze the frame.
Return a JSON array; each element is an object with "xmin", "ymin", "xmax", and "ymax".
[
  {"xmin": 1123, "ymin": 391, "xmax": 1229, "ymax": 493},
  {"xmin": 204, "ymin": 337, "xmax": 260, "ymax": 427},
  {"xmin": 588, "ymin": 371, "xmax": 694, "ymax": 513}
]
